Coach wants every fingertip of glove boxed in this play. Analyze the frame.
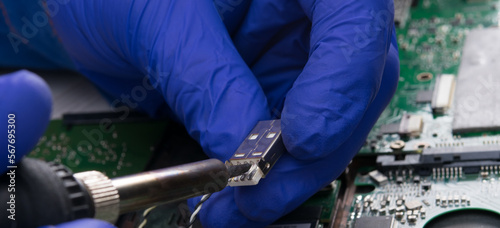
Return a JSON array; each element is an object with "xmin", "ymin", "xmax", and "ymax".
[
  {"xmin": 4, "ymin": 70, "xmax": 53, "ymax": 124},
  {"xmin": 280, "ymin": 112, "xmax": 337, "ymax": 161},
  {"xmin": 3, "ymin": 70, "xmax": 53, "ymax": 111},
  {"xmin": 41, "ymin": 218, "xmax": 116, "ymax": 228},
  {"xmin": 1, "ymin": 70, "xmax": 52, "ymax": 169},
  {"xmin": 235, "ymin": 187, "xmax": 287, "ymax": 222}
]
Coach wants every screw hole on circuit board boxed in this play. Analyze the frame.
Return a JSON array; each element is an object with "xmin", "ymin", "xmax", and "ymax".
[{"xmin": 417, "ymin": 72, "xmax": 433, "ymax": 82}]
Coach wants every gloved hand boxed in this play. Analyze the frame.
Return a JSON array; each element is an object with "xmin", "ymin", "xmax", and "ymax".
[
  {"xmin": 39, "ymin": 219, "xmax": 115, "ymax": 228},
  {"xmin": 0, "ymin": 71, "xmax": 115, "ymax": 228},
  {"xmin": 48, "ymin": 0, "xmax": 399, "ymax": 227},
  {"xmin": 0, "ymin": 70, "xmax": 52, "ymax": 174}
]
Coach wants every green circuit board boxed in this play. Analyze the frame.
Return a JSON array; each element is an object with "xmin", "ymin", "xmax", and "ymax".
[
  {"xmin": 28, "ymin": 119, "xmax": 168, "ymax": 177},
  {"xmin": 302, "ymin": 181, "xmax": 342, "ymax": 223},
  {"xmin": 348, "ymin": 166, "xmax": 500, "ymax": 228},
  {"xmin": 350, "ymin": 0, "xmax": 500, "ymax": 227},
  {"xmin": 24, "ymin": 1, "xmax": 500, "ymax": 227},
  {"xmin": 360, "ymin": 0, "xmax": 500, "ymax": 154}
]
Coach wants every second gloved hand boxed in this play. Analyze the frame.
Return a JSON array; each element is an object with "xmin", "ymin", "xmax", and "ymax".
[{"xmin": 49, "ymin": 0, "xmax": 399, "ymax": 227}]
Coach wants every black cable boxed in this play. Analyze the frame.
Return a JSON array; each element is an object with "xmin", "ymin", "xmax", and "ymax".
[{"xmin": 186, "ymin": 193, "xmax": 212, "ymax": 228}]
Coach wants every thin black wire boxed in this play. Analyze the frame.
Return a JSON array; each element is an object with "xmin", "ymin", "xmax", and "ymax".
[{"xmin": 186, "ymin": 193, "xmax": 212, "ymax": 228}]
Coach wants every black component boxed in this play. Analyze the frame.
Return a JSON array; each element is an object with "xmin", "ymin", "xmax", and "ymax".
[
  {"xmin": 1, "ymin": 158, "xmax": 92, "ymax": 228},
  {"xmin": 376, "ymin": 146, "xmax": 500, "ymax": 176},
  {"xmin": 411, "ymin": 0, "xmax": 419, "ymax": 7},
  {"xmin": 408, "ymin": 215, "xmax": 418, "ymax": 223},
  {"xmin": 62, "ymin": 111, "xmax": 156, "ymax": 127},
  {"xmin": 226, "ymin": 163, "xmax": 252, "ymax": 178},
  {"xmin": 422, "ymin": 182, "xmax": 432, "ymax": 191},
  {"xmin": 270, "ymin": 206, "xmax": 322, "ymax": 228},
  {"xmin": 353, "ymin": 216, "xmax": 395, "ymax": 228},
  {"xmin": 420, "ymin": 146, "xmax": 500, "ymax": 164},
  {"xmin": 49, "ymin": 162, "xmax": 94, "ymax": 218}
]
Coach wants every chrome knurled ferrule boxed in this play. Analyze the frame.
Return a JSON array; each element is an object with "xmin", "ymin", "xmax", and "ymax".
[{"xmin": 74, "ymin": 171, "xmax": 120, "ymax": 223}]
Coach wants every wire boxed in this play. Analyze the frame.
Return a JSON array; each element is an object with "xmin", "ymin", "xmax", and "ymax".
[
  {"xmin": 138, "ymin": 205, "xmax": 157, "ymax": 228},
  {"xmin": 187, "ymin": 193, "xmax": 212, "ymax": 228}
]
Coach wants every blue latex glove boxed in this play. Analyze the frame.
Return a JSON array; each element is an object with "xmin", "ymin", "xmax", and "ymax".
[
  {"xmin": 39, "ymin": 219, "xmax": 115, "ymax": 228},
  {"xmin": 0, "ymin": 0, "xmax": 75, "ymax": 70},
  {"xmin": 47, "ymin": 0, "xmax": 399, "ymax": 227},
  {"xmin": 0, "ymin": 70, "xmax": 52, "ymax": 174},
  {"xmin": 0, "ymin": 71, "xmax": 114, "ymax": 227}
]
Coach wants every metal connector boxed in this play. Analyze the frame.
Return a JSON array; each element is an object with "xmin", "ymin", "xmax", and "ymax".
[{"xmin": 227, "ymin": 120, "xmax": 285, "ymax": 186}]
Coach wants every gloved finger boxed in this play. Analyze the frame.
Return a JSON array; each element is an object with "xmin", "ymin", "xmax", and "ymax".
[
  {"xmin": 51, "ymin": 0, "xmax": 271, "ymax": 161},
  {"xmin": 231, "ymin": 42, "xmax": 399, "ymax": 224},
  {"xmin": 232, "ymin": 0, "xmax": 306, "ymax": 65},
  {"xmin": 226, "ymin": 0, "xmax": 310, "ymax": 112},
  {"xmin": 245, "ymin": 19, "xmax": 310, "ymax": 113},
  {"xmin": 214, "ymin": 0, "xmax": 252, "ymax": 35},
  {"xmin": 282, "ymin": 0, "xmax": 395, "ymax": 160},
  {"xmin": 0, "ymin": 70, "xmax": 52, "ymax": 174},
  {"xmin": 39, "ymin": 218, "xmax": 116, "ymax": 228}
]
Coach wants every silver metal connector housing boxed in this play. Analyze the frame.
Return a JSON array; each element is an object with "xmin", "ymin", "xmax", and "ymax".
[{"xmin": 227, "ymin": 120, "xmax": 285, "ymax": 186}]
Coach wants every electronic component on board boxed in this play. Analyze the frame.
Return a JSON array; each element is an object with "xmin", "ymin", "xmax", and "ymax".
[
  {"xmin": 431, "ymin": 74, "xmax": 456, "ymax": 114},
  {"xmin": 394, "ymin": 0, "xmax": 413, "ymax": 27},
  {"xmin": 227, "ymin": 120, "xmax": 285, "ymax": 186},
  {"xmin": 453, "ymin": 28, "xmax": 500, "ymax": 133},
  {"xmin": 369, "ymin": 170, "xmax": 389, "ymax": 186},
  {"xmin": 405, "ymin": 200, "xmax": 423, "ymax": 210},
  {"xmin": 399, "ymin": 113, "xmax": 424, "ymax": 137},
  {"xmin": 353, "ymin": 216, "xmax": 396, "ymax": 228},
  {"xmin": 380, "ymin": 113, "xmax": 423, "ymax": 137}
]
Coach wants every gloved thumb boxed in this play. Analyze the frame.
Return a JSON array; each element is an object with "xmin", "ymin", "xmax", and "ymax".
[{"xmin": 0, "ymin": 70, "xmax": 52, "ymax": 174}]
